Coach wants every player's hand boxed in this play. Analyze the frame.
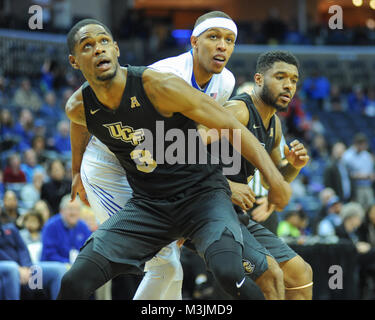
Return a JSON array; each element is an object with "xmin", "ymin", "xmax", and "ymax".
[
  {"xmin": 267, "ymin": 180, "xmax": 292, "ymax": 211},
  {"xmin": 71, "ymin": 172, "xmax": 90, "ymax": 207},
  {"xmin": 250, "ymin": 197, "xmax": 275, "ymax": 222},
  {"xmin": 284, "ymin": 140, "xmax": 309, "ymax": 169},
  {"xmin": 19, "ymin": 267, "xmax": 31, "ymax": 285},
  {"xmin": 228, "ymin": 180, "xmax": 256, "ymax": 211}
]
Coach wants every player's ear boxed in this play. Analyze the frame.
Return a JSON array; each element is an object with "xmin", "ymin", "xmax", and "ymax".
[
  {"xmin": 254, "ymin": 73, "xmax": 263, "ymax": 87},
  {"xmin": 114, "ymin": 41, "xmax": 120, "ymax": 57},
  {"xmin": 69, "ymin": 54, "xmax": 80, "ymax": 70},
  {"xmin": 190, "ymin": 36, "xmax": 198, "ymax": 50}
]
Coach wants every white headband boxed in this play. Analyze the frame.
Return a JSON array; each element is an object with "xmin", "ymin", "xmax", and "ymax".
[{"xmin": 192, "ymin": 17, "xmax": 237, "ymax": 40}]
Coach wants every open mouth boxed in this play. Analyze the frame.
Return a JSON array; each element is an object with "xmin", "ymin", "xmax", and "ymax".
[
  {"xmin": 96, "ymin": 58, "xmax": 111, "ymax": 70},
  {"xmin": 213, "ymin": 55, "xmax": 226, "ymax": 64}
]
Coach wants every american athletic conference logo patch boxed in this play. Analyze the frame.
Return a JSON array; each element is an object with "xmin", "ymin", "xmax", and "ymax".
[{"xmin": 242, "ymin": 259, "xmax": 255, "ymax": 274}]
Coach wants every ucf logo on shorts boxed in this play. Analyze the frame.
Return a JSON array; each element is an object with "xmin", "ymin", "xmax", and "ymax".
[{"xmin": 103, "ymin": 122, "xmax": 145, "ymax": 146}]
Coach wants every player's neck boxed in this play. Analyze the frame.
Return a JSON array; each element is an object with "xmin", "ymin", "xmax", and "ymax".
[
  {"xmin": 249, "ymin": 90, "xmax": 276, "ymax": 129},
  {"xmin": 192, "ymin": 57, "xmax": 213, "ymax": 89},
  {"xmin": 88, "ymin": 66, "xmax": 127, "ymax": 110}
]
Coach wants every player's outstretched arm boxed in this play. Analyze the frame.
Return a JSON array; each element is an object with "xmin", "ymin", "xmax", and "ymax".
[
  {"xmin": 270, "ymin": 116, "xmax": 309, "ymax": 183},
  {"xmin": 65, "ymin": 88, "xmax": 91, "ymax": 206},
  {"xmin": 143, "ymin": 69, "xmax": 291, "ymax": 210}
]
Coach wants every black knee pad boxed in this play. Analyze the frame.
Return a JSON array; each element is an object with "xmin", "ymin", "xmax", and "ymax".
[
  {"xmin": 204, "ymin": 230, "xmax": 265, "ymax": 300},
  {"xmin": 205, "ymin": 230, "xmax": 244, "ymax": 286},
  {"xmin": 58, "ymin": 241, "xmax": 110, "ymax": 300}
]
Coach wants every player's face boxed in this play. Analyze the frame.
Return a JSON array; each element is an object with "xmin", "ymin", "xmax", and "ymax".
[
  {"xmin": 69, "ymin": 24, "xmax": 119, "ymax": 82},
  {"xmin": 259, "ymin": 61, "xmax": 299, "ymax": 112},
  {"xmin": 193, "ymin": 27, "xmax": 235, "ymax": 74}
]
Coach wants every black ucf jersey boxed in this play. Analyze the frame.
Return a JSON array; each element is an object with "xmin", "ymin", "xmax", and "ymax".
[
  {"xmin": 224, "ymin": 92, "xmax": 276, "ymax": 184},
  {"xmin": 82, "ymin": 66, "xmax": 228, "ymax": 198}
]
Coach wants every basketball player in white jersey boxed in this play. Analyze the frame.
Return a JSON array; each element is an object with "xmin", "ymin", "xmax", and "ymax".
[{"xmin": 71, "ymin": 11, "xmax": 247, "ymax": 300}]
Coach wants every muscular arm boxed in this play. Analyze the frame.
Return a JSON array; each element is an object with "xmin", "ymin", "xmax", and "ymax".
[
  {"xmin": 143, "ymin": 69, "xmax": 291, "ymax": 209},
  {"xmin": 65, "ymin": 88, "xmax": 91, "ymax": 205},
  {"xmin": 70, "ymin": 122, "xmax": 91, "ymax": 175}
]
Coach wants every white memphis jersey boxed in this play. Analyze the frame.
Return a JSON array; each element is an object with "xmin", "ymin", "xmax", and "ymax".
[
  {"xmin": 149, "ymin": 50, "xmax": 235, "ymax": 106},
  {"xmin": 87, "ymin": 50, "xmax": 235, "ymax": 157}
]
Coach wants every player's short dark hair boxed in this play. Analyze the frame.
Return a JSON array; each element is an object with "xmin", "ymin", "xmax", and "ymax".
[
  {"xmin": 67, "ymin": 19, "xmax": 113, "ymax": 55},
  {"xmin": 256, "ymin": 51, "xmax": 300, "ymax": 74},
  {"xmin": 194, "ymin": 11, "xmax": 233, "ymax": 29}
]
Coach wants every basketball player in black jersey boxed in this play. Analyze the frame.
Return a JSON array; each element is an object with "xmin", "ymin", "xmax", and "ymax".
[
  {"xmin": 205, "ymin": 51, "xmax": 313, "ymax": 299},
  {"xmin": 57, "ymin": 20, "xmax": 292, "ymax": 300}
]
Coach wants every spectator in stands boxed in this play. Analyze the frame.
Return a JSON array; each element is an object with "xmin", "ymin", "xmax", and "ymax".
[
  {"xmin": 357, "ymin": 203, "xmax": 375, "ymax": 249},
  {"xmin": 3, "ymin": 153, "xmax": 26, "ymax": 185},
  {"xmin": 20, "ymin": 149, "xmax": 45, "ymax": 184},
  {"xmin": 40, "ymin": 59, "xmax": 55, "ymax": 92},
  {"xmin": 317, "ymin": 195, "xmax": 342, "ymax": 237},
  {"xmin": 19, "ymin": 209, "xmax": 44, "ymax": 264},
  {"xmin": 312, "ymin": 187, "xmax": 336, "ymax": 233},
  {"xmin": 347, "ymin": 85, "xmax": 368, "ymax": 114},
  {"xmin": 278, "ymin": 92, "xmax": 308, "ymax": 141},
  {"xmin": 310, "ymin": 133, "xmax": 330, "ymax": 162},
  {"xmin": 335, "ymin": 202, "xmax": 375, "ymax": 298},
  {"xmin": 310, "ymin": 114, "xmax": 325, "ymax": 137},
  {"xmin": 41, "ymin": 195, "xmax": 91, "ymax": 265},
  {"xmin": 343, "ymin": 133, "xmax": 375, "ymax": 211},
  {"xmin": 324, "ymin": 142, "xmax": 353, "ymax": 203},
  {"xmin": 308, "ymin": 134, "xmax": 330, "ymax": 188},
  {"xmin": 12, "ymin": 78, "xmax": 42, "ymax": 111},
  {"xmin": 13, "ymin": 109, "xmax": 35, "ymax": 152},
  {"xmin": 324, "ymin": 84, "xmax": 347, "ymax": 112},
  {"xmin": 335, "ymin": 202, "xmax": 364, "ymax": 243},
  {"xmin": 20, "ymin": 171, "xmax": 44, "ymax": 210},
  {"xmin": 37, "ymin": 91, "xmax": 64, "ymax": 135},
  {"xmin": 277, "ymin": 208, "xmax": 309, "ymax": 243},
  {"xmin": 364, "ymin": 87, "xmax": 375, "ymax": 117},
  {"xmin": 52, "ymin": 120, "xmax": 71, "ymax": 155},
  {"xmin": 356, "ymin": 202, "xmax": 375, "ymax": 298},
  {"xmin": 0, "ymin": 218, "xmax": 67, "ymax": 299},
  {"xmin": 31, "ymin": 135, "xmax": 49, "ymax": 165},
  {"xmin": 33, "ymin": 119, "xmax": 47, "ymax": 141},
  {"xmin": 1, "ymin": 190, "xmax": 21, "ymax": 228},
  {"xmin": 301, "ymin": 70, "xmax": 330, "ymax": 110},
  {"xmin": 33, "ymin": 200, "xmax": 51, "ymax": 224},
  {"xmin": 40, "ymin": 159, "xmax": 71, "ymax": 215},
  {"xmin": 0, "ymin": 109, "xmax": 18, "ymax": 152}
]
